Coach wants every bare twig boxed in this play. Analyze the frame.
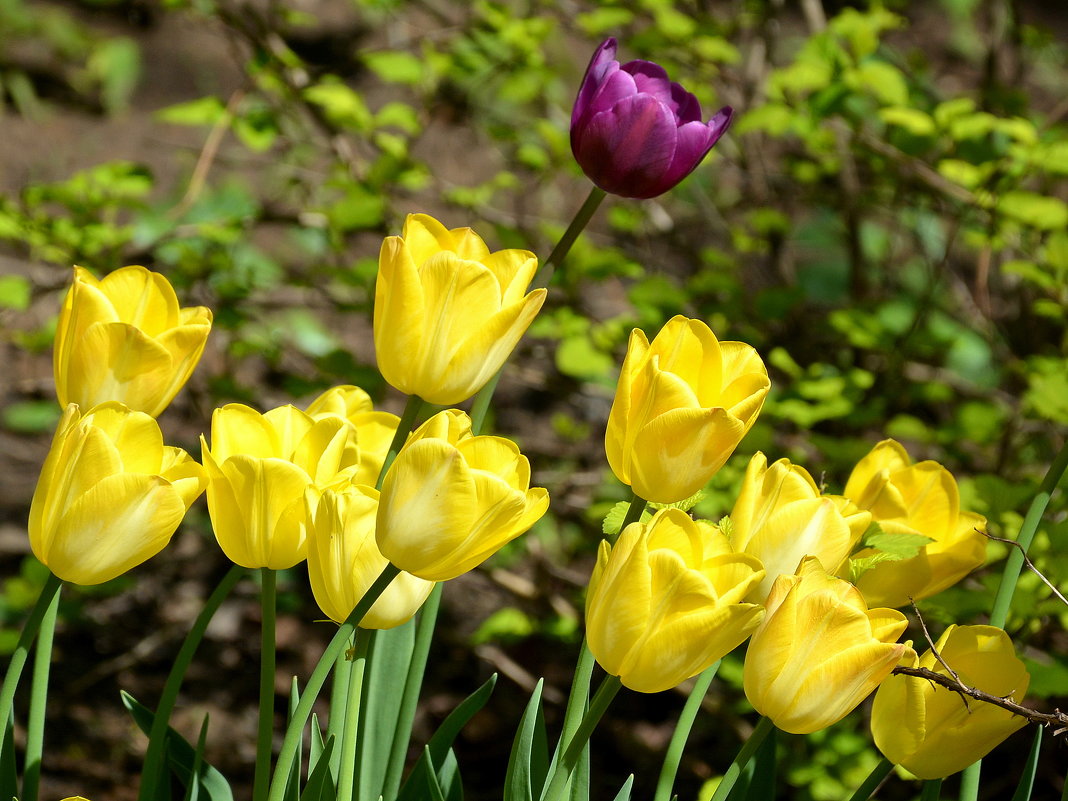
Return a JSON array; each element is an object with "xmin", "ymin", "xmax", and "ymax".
[
  {"xmin": 982, "ymin": 529, "xmax": 1068, "ymax": 609},
  {"xmin": 172, "ymin": 88, "xmax": 247, "ymax": 218},
  {"xmin": 890, "ymin": 665, "xmax": 1068, "ymax": 736},
  {"xmin": 910, "ymin": 601, "xmax": 970, "ymax": 711}
]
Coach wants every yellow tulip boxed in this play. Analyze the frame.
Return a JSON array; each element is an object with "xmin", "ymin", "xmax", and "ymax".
[
  {"xmin": 844, "ymin": 439, "xmax": 987, "ymax": 607},
  {"xmin": 373, "ymin": 213, "xmax": 547, "ymax": 405},
  {"xmin": 871, "ymin": 624, "xmax": 1029, "ymax": 779},
  {"xmin": 743, "ymin": 557, "xmax": 909, "ymax": 734},
  {"xmin": 28, "ymin": 403, "xmax": 205, "ymax": 585},
  {"xmin": 605, "ymin": 316, "xmax": 769, "ymax": 504},
  {"xmin": 730, "ymin": 453, "xmax": 870, "ymax": 601},
  {"xmin": 201, "ymin": 403, "xmax": 364, "ymax": 569},
  {"xmin": 586, "ymin": 508, "xmax": 765, "ymax": 694},
  {"xmin": 305, "ymin": 384, "xmax": 400, "ymax": 486},
  {"xmin": 376, "ymin": 410, "xmax": 548, "ymax": 581},
  {"xmin": 54, "ymin": 265, "xmax": 212, "ymax": 416},
  {"xmin": 306, "ymin": 486, "xmax": 435, "ymax": 629}
]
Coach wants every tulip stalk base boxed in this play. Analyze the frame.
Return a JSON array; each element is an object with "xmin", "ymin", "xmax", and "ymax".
[
  {"xmin": 542, "ymin": 674, "xmax": 621, "ymax": 801},
  {"xmin": 138, "ymin": 565, "xmax": 245, "ymax": 801},
  {"xmin": 0, "ymin": 572, "xmax": 62, "ymax": 769},
  {"xmin": 708, "ymin": 717, "xmax": 775, "ymax": 801},
  {"xmin": 846, "ymin": 758, "xmax": 893, "ymax": 801},
  {"xmin": 267, "ymin": 563, "xmax": 401, "ymax": 801},
  {"xmin": 653, "ymin": 662, "xmax": 719, "ymax": 801},
  {"xmin": 22, "ymin": 580, "xmax": 60, "ymax": 801},
  {"xmin": 337, "ymin": 630, "xmax": 373, "ymax": 801},
  {"xmin": 253, "ymin": 568, "xmax": 277, "ymax": 801}
]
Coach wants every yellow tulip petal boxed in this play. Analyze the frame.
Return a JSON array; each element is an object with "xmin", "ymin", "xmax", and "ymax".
[
  {"xmin": 481, "ymin": 249, "xmax": 538, "ymax": 305},
  {"xmin": 46, "ymin": 473, "xmax": 185, "ymax": 584},
  {"xmin": 629, "ymin": 407, "xmax": 745, "ymax": 503},
  {"xmin": 97, "ymin": 265, "xmax": 180, "ymax": 333},
  {"xmin": 210, "ymin": 404, "xmax": 283, "ymax": 461}
]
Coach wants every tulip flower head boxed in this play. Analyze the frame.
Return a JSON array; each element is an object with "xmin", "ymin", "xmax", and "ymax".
[
  {"xmin": 306, "ymin": 486, "xmax": 435, "ymax": 629},
  {"xmin": 54, "ymin": 265, "xmax": 212, "ymax": 417},
  {"xmin": 844, "ymin": 439, "xmax": 987, "ymax": 608},
  {"xmin": 743, "ymin": 557, "xmax": 909, "ymax": 734},
  {"xmin": 201, "ymin": 403, "xmax": 365, "ymax": 570},
  {"xmin": 586, "ymin": 508, "xmax": 765, "ymax": 694},
  {"xmin": 305, "ymin": 384, "xmax": 401, "ymax": 486},
  {"xmin": 29, "ymin": 403, "xmax": 206, "ymax": 585},
  {"xmin": 571, "ymin": 38, "xmax": 734, "ymax": 199},
  {"xmin": 871, "ymin": 625, "xmax": 1029, "ymax": 778},
  {"xmin": 376, "ymin": 409, "xmax": 549, "ymax": 581},
  {"xmin": 606, "ymin": 316, "xmax": 769, "ymax": 504},
  {"xmin": 374, "ymin": 214, "xmax": 547, "ymax": 406},
  {"xmin": 730, "ymin": 453, "xmax": 870, "ymax": 601}
]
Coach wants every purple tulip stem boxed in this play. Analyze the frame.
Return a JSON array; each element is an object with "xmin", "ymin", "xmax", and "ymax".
[{"xmin": 531, "ymin": 186, "xmax": 607, "ymax": 290}]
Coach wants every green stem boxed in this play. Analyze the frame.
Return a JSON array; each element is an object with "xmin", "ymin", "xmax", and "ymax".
[
  {"xmin": 469, "ymin": 372, "xmax": 501, "ymax": 435},
  {"xmin": 21, "ymin": 580, "xmax": 60, "ymax": 801},
  {"xmin": 542, "ymin": 674, "xmax": 622, "ymax": 801},
  {"xmin": 0, "ymin": 571, "xmax": 63, "ymax": 770},
  {"xmin": 267, "ymin": 564, "xmax": 401, "ymax": 801},
  {"xmin": 921, "ymin": 778, "xmax": 943, "ymax": 801},
  {"xmin": 989, "ymin": 437, "xmax": 1068, "ymax": 629},
  {"xmin": 543, "ymin": 639, "xmax": 596, "ymax": 801},
  {"xmin": 653, "ymin": 662, "xmax": 720, "ymax": 801},
  {"xmin": 337, "ymin": 630, "xmax": 373, "ymax": 801},
  {"xmin": 846, "ymin": 758, "xmax": 893, "ymax": 801},
  {"xmin": 139, "ymin": 565, "xmax": 245, "ymax": 801},
  {"xmin": 381, "ymin": 583, "xmax": 443, "ymax": 800},
  {"xmin": 615, "ymin": 491, "xmax": 648, "ymax": 542},
  {"xmin": 708, "ymin": 717, "xmax": 776, "ymax": 801},
  {"xmin": 253, "ymin": 569, "xmax": 277, "ymax": 801},
  {"xmin": 328, "ymin": 645, "xmax": 354, "ymax": 782},
  {"xmin": 961, "ymin": 437, "xmax": 1068, "ymax": 801},
  {"xmin": 376, "ymin": 395, "xmax": 426, "ymax": 491},
  {"xmin": 531, "ymin": 187, "xmax": 607, "ymax": 290}
]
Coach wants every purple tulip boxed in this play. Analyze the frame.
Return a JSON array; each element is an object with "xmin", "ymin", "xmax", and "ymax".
[{"xmin": 570, "ymin": 38, "xmax": 734, "ymax": 199}]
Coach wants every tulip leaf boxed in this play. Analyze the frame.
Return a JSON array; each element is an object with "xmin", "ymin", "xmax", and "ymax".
[
  {"xmin": 121, "ymin": 691, "xmax": 234, "ymax": 801},
  {"xmin": 285, "ymin": 677, "xmax": 303, "ymax": 801},
  {"xmin": 1010, "ymin": 725, "xmax": 1042, "ymax": 801},
  {"xmin": 181, "ymin": 715, "xmax": 210, "ymax": 801},
  {"xmin": 360, "ymin": 621, "xmax": 416, "ymax": 801},
  {"xmin": 610, "ymin": 775, "xmax": 634, "ymax": 801},
  {"xmin": 421, "ymin": 747, "xmax": 448, "ymax": 801},
  {"xmin": 0, "ymin": 709, "xmax": 16, "ymax": 801},
  {"xmin": 602, "ymin": 502, "xmax": 653, "ymax": 537},
  {"xmin": 504, "ymin": 678, "xmax": 548, "ymax": 801},
  {"xmin": 300, "ymin": 735, "xmax": 336, "ymax": 801},
  {"xmin": 649, "ymin": 491, "xmax": 706, "ymax": 514},
  {"xmin": 860, "ymin": 527, "xmax": 934, "ymax": 559},
  {"xmin": 397, "ymin": 673, "xmax": 497, "ymax": 801}
]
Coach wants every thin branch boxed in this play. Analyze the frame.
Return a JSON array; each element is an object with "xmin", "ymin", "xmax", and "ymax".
[
  {"xmin": 910, "ymin": 601, "xmax": 970, "ymax": 712},
  {"xmin": 982, "ymin": 529, "xmax": 1068, "ymax": 609},
  {"xmin": 890, "ymin": 665, "xmax": 1068, "ymax": 736}
]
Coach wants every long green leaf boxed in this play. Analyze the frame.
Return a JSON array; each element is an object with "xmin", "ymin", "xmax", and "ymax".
[
  {"xmin": 358, "ymin": 623, "xmax": 414, "ymax": 801},
  {"xmin": 397, "ymin": 674, "xmax": 497, "ymax": 801},
  {"xmin": 122, "ymin": 691, "xmax": 234, "ymax": 801},
  {"xmin": 422, "ymin": 747, "xmax": 447, "ymax": 801},
  {"xmin": 436, "ymin": 748, "xmax": 463, "ymax": 801},
  {"xmin": 285, "ymin": 678, "xmax": 303, "ymax": 801},
  {"xmin": 1, "ymin": 709, "xmax": 16, "ymax": 801},
  {"xmin": 743, "ymin": 727, "xmax": 776, "ymax": 800},
  {"xmin": 300, "ymin": 736, "xmax": 336, "ymax": 801},
  {"xmin": 182, "ymin": 716, "xmax": 210, "ymax": 801},
  {"xmin": 504, "ymin": 679, "xmax": 548, "ymax": 801},
  {"xmin": 610, "ymin": 775, "xmax": 634, "ymax": 801},
  {"xmin": 1010, "ymin": 726, "xmax": 1042, "ymax": 801}
]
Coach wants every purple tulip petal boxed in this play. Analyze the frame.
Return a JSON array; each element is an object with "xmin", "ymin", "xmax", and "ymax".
[
  {"xmin": 622, "ymin": 60, "xmax": 675, "ymax": 107},
  {"xmin": 671, "ymin": 84, "xmax": 703, "ymax": 124},
  {"xmin": 652, "ymin": 107, "xmax": 734, "ymax": 195},
  {"xmin": 572, "ymin": 38, "xmax": 619, "ymax": 129},
  {"xmin": 576, "ymin": 94, "xmax": 679, "ymax": 198}
]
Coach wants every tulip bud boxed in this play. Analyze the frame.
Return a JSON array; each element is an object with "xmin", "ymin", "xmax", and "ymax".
[
  {"xmin": 586, "ymin": 508, "xmax": 765, "ymax": 694},
  {"xmin": 743, "ymin": 557, "xmax": 909, "ymax": 734},
  {"xmin": 201, "ymin": 403, "xmax": 364, "ymax": 569},
  {"xmin": 605, "ymin": 316, "xmax": 769, "ymax": 504},
  {"xmin": 306, "ymin": 486, "xmax": 434, "ymax": 629},
  {"xmin": 305, "ymin": 385, "xmax": 401, "ymax": 486},
  {"xmin": 54, "ymin": 265, "xmax": 212, "ymax": 417},
  {"xmin": 871, "ymin": 625, "xmax": 1029, "ymax": 778},
  {"xmin": 730, "ymin": 453, "xmax": 870, "ymax": 601},
  {"xmin": 376, "ymin": 410, "xmax": 549, "ymax": 581},
  {"xmin": 571, "ymin": 38, "xmax": 733, "ymax": 199},
  {"xmin": 29, "ymin": 403, "xmax": 206, "ymax": 585},
  {"xmin": 844, "ymin": 439, "xmax": 987, "ymax": 608},
  {"xmin": 374, "ymin": 214, "xmax": 547, "ymax": 406}
]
